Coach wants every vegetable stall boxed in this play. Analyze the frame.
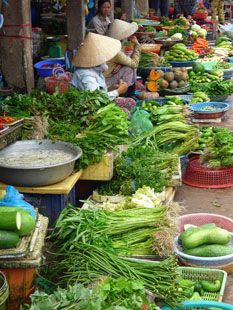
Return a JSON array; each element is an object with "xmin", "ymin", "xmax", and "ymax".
[{"xmin": 1, "ymin": 12, "xmax": 233, "ymax": 310}]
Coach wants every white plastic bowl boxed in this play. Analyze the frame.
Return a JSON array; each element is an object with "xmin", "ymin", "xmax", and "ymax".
[{"xmin": 174, "ymin": 233, "xmax": 233, "ymax": 266}]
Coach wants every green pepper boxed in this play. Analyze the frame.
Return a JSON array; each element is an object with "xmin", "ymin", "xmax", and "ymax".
[
  {"xmin": 200, "ymin": 280, "xmax": 221, "ymax": 292},
  {"xmin": 179, "ymin": 279, "xmax": 195, "ymax": 288},
  {"xmin": 190, "ymin": 291, "xmax": 202, "ymax": 300}
]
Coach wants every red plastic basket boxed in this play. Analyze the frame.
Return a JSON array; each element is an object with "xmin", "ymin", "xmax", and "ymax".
[
  {"xmin": 45, "ymin": 68, "xmax": 72, "ymax": 95},
  {"xmin": 182, "ymin": 157, "xmax": 233, "ymax": 188},
  {"xmin": 192, "ymin": 11, "xmax": 208, "ymax": 20}
]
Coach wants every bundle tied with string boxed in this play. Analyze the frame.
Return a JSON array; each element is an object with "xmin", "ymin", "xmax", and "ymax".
[{"xmin": 45, "ymin": 67, "xmax": 72, "ymax": 95}]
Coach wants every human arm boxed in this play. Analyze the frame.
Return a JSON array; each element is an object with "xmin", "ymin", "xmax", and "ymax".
[
  {"xmin": 107, "ymin": 80, "xmax": 128, "ymax": 99},
  {"xmin": 113, "ymin": 37, "xmax": 141, "ymax": 69}
]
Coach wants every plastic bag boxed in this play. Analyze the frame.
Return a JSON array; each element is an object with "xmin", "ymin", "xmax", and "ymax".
[
  {"xmin": 218, "ymin": 23, "xmax": 233, "ymax": 39},
  {"xmin": 129, "ymin": 108, "xmax": 153, "ymax": 135},
  {"xmin": 0, "ymin": 185, "xmax": 36, "ymax": 219}
]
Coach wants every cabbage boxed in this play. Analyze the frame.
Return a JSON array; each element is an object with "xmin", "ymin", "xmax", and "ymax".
[
  {"xmin": 191, "ymin": 24, "xmax": 201, "ymax": 32},
  {"xmin": 170, "ymin": 33, "xmax": 183, "ymax": 41},
  {"xmin": 189, "ymin": 30, "xmax": 198, "ymax": 39},
  {"xmin": 131, "ymin": 186, "xmax": 161, "ymax": 208},
  {"xmin": 198, "ymin": 29, "xmax": 207, "ymax": 38}
]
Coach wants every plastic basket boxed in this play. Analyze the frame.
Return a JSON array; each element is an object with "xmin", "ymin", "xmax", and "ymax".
[
  {"xmin": 168, "ymin": 59, "xmax": 198, "ymax": 68},
  {"xmin": 178, "ymin": 267, "xmax": 227, "ymax": 302},
  {"xmin": 174, "ymin": 233, "xmax": 233, "ymax": 266},
  {"xmin": 190, "ymin": 102, "xmax": 229, "ymax": 112},
  {"xmin": 45, "ymin": 67, "xmax": 72, "ymax": 95},
  {"xmin": 182, "ymin": 157, "xmax": 233, "ymax": 188},
  {"xmin": 162, "ymin": 301, "xmax": 233, "ymax": 310},
  {"xmin": 34, "ymin": 59, "xmax": 65, "ymax": 77},
  {"xmin": 178, "ymin": 213, "xmax": 233, "ymax": 233}
]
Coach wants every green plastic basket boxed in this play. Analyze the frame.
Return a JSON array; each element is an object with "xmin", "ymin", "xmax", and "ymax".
[{"xmin": 178, "ymin": 267, "xmax": 227, "ymax": 302}]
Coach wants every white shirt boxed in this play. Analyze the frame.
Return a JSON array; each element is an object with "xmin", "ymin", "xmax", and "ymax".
[{"xmin": 69, "ymin": 67, "xmax": 118, "ymax": 101}]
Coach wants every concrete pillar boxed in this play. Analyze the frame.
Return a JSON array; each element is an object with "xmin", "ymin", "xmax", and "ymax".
[
  {"xmin": 121, "ymin": 0, "xmax": 134, "ymax": 21},
  {"xmin": 109, "ymin": 0, "xmax": 114, "ymax": 21},
  {"xmin": 0, "ymin": 0, "xmax": 34, "ymax": 93},
  {"xmin": 67, "ymin": 0, "xmax": 85, "ymax": 59}
]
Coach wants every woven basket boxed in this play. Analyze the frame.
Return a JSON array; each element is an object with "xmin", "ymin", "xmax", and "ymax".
[{"xmin": 45, "ymin": 67, "xmax": 72, "ymax": 95}]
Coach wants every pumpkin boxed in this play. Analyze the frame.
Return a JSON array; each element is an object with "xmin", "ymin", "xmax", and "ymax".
[
  {"xmin": 147, "ymin": 81, "xmax": 157, "ymax": 92},
  {"xmin": 149, "ymin": 69, "xmax": 160, "ymax": 81},
  {"xmin": 137, "ymin": 91, "xmax": 159, "ymax": 100}
]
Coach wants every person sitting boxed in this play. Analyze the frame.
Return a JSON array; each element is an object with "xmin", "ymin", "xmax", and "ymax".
[
  {"xmin": 104, "ymin": 19, "xmax": 141, "ymax": 97},
  {"xmin": 87, "ymin": 0, "xmax": 126, "ymax": 35},
  {"xmin": 69, "ymin": 32, "xmax": 134, "ymax": 115}
]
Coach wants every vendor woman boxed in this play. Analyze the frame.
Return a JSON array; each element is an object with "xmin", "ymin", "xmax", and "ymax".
[
  {"xmin": 87, "ymin": 0, "xmax": 126, "ymax": 35},
  {"xmin": 69, "ymin": 32, "xmax": 130, "ymax": 111},
  {"xmin": 104, "ymin": 19, "xmax": 141, "ymax": 97}
]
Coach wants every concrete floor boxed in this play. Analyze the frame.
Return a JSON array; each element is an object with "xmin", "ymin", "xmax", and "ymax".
[{"xmin": 174, "ymin": 97, "xmax": 233, "ymax": 304}]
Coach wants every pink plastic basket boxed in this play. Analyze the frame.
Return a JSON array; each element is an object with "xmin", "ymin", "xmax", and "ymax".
[{"xmin": 178, "ymin": 213, "xmax": 233, "ymax": 234}]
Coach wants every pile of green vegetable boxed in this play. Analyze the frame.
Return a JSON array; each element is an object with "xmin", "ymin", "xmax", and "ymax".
[
  {"xmin": 140, "ymin": 96, "xmax": 188, "ymax": 111},
  {"xmin": 164, "ymin": 44, "xmax": 199, "ymax": 62},
  {"xmin": 190, "ymin": 79, "xmax": 233, "ymax": 97},
  {"xmin": 213, "ymin": 60, "xmax": 233, "ymax": 70},
  {"xmin": 179, "ymin": 223, "xmax": 233, "ymax": 257},
  {"xmin": 167, "ymin": 27, "xmax": 187, "ymax": 40},
  {"xmin": 0, "ymin": 207, "xmax": 35, "ymax": 249},
  {"xmin": 200, "ymin": 127, "xmax": 233, "ymax": 167},
  {"xmin": 160, "ymin": 17, "xmax": 187, "ymax": 27},
  {"xmin": 98, "ymin": 146, "xmax": 179, "ymax": 196},
  {"xmin": 178, "ymin": 274, "xmax": 224, "ymax": 301},
  {"xmin": 47, "ymin": 205, "xmax": 185, "ymax": 307},
  {"xmin": 195, "ymin": 126, "xmax": 217, "ymax": 152},
  {"xmin": 21, "ymin": 277, "xmax": 157, "ymax": 310},
  {"xmin": 189, "ymin": 71, "xmax": 222, "ymax": 84},
  {"xmin": 190, "ymin": 92, "xmax": 210, "ymax": 104},
  {"xmin": 215, "ymin": 35, "xmax": 233, "ymax": 53},
  {"xmin": 48, "ymin": 103, "xmax": 129, "ymax": 170},
  {"xmin": 137, "ymin": 26, "xmax": 155, "ymax": 33}
]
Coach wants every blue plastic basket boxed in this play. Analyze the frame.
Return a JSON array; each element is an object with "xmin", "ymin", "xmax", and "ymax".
[
  {"xmin": 34, "ymin": 59, "xmax": 65, "ymax": 77},
  {"xmin": 190, "ymin": 102, "xmax": 230, "ymax": 113},
  {"xmin": 168, "ymin": 59, "xmax": 198, "ymax": 68},
  {"xmin": 162, "ymin": 301, "xmax": 233, "ymax": 310}
]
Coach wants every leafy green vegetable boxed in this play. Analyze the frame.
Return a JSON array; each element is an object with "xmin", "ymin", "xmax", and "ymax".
[
  {"xmin": 190, "ymin": 80, "xmax": 233, "ymax": 97},
  {"xmin": 167, "ymin": 27, "xmax": 187, "ymax": 40},
  {"xmin": 200, "ymin": 128, "xmax": 233, "ymax": 167}
]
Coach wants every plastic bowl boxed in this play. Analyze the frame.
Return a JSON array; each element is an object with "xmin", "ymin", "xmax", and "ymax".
[
  {"xmin": 178, "ymin": 213, "xmax": 233, "ymax": 233},
  {"xmin": 190, "ymin": 102, "xmax": 230, "ymax": 113},
  {"xmin": 174, "ymin": 233, "xmax": 233, "ymax": 266},
  {"xmin": 168, "ymin": 59, "xmax": 198, "ymax": 68},
  {"xmin": 34, "ymin": 59, "xmax": 65, "ymax": 77},
  {"xmin": 162, "ymin": 300, "xmax": 233, "ymax": 310}
]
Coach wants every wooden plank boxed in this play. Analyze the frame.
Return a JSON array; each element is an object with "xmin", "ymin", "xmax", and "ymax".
[{"xmin": 0, "ymin": 170, "xmax": 83, "ymax": 195}]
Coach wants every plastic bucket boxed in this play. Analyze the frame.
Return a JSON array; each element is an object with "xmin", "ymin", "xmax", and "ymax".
[{"xmin": 0, "ymin": 271, "xmax": 9, "ymax": 310}]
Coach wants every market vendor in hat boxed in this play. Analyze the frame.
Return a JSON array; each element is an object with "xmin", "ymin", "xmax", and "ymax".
[
  {"xmin": 104, "ymin": 19, "xmax": 141, "ymax": 97},
  {"xmin": 70, "ymin": 32, "xmax": 131, "ymax": 111},
  {"xmin": 87, "ymin": 0, "xmax": 126, "ymax": 35}
]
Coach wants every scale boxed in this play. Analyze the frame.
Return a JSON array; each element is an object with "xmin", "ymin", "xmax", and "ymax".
[{"xmin": 46, "ymin": 37, "xmax": 62, "ymax": 58}]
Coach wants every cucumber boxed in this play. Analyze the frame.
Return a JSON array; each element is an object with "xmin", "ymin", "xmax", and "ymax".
[
  {"xmin": 0, "ymin": 230, "xmax": 19, "ymax": 248},
  {"xmin": 0, "ymin": 211, "xmax": 21, "ymax": 231},
  {"xmin": 0, "ymin": 207, "xmax": 36, "ymax": 236},
  {"xmin": 200, "ymin": 280, "xmax": 221, "ymax": 292},
  {"xmin": 181, "ymin": 225, "xmax": 231, "ymax": 249},
  {"xmin": 179, "ymin": 223, "xmax": 216, "ymax": 245},
  {"xmin": 184, "ymin": 244, "xmax": 233, "ymax": 257}
]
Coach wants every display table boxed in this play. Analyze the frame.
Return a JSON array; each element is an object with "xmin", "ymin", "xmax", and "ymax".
[{"xmin": 0, "ymin": 170, "xmax": 83, "ymax": 225}]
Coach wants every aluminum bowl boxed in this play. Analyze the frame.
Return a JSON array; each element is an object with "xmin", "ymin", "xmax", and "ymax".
[{"xmin": 0, "ymin": 140, "xmax": 82, "ymax": 187}]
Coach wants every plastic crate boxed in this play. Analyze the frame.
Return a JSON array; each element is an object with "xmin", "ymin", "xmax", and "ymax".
[
  {"xmin": 178, "ymin": 267, "xmax": 227, "ymax": 302},
  {"xmin": 22, "ymin": 185, "xmax": 75, "ymax": 226},
  {"xmin": 162, "ymin": 301, "xmax": 233, "ymax": 310}
]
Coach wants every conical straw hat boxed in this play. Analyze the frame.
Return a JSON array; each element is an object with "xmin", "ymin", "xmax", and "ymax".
[
  {"xmin": 106, "ymin": 19, "xmax": 138, "ymax": 41},
  {"xmin": 72, "ymin": 32, "xmax": 121, "ymax": 68}
]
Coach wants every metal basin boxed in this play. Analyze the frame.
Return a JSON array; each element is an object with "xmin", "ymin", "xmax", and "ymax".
[{"xmin": 0, "ymin": 140, "xmax": 82, "ymax": 187}]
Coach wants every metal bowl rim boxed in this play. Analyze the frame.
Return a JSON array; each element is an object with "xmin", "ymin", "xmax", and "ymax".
[{"xmin": 0, "ymin": 140, "xmax": 82, "ymax": 170}]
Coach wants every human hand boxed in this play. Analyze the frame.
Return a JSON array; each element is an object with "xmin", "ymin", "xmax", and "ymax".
[
  {"xmin": 113, "ymin": 64, "xmax": 122, "ymax": 74},
  {"xmin": 117, "ymin": 79, "xmax": 128, "ymax": 95},
  {"xmin": 108, "ymin": 84, "xmax": 119, "ymax": 91},
  {"xmin": 121, "ymin": 13, "xmax": 127, "ymax": 21},
  {"xmin": 128, "ymin": 35, "xmax": 138, "ymax": 44}
]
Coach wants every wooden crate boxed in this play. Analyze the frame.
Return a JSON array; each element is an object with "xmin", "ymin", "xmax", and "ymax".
[{"xmin": 80, "ymin": 151, "xmax": 114, "ymax": 181}]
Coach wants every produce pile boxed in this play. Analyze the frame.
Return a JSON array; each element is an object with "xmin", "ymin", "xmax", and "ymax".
[
  {"xmin": 179, "ymin": 223, "xmax": 233, "ymax": 257},
  {"xmin": 98, "ymin": 146, "xmax": 180, "ymax": 196},
  {"xmin": 139, "ymin": 51, "xmax": 170, "ymax": 68},
  {"xmin": 190, "ymin": 79, "xmax": 233, "ymax": 97},
  {"xmin": 46, "ymin": 203, "xmax": 186, "ymax": 307},
  {"xmin": 158, "ymin": 67, "xmax": 189, "ymax": 90},
  {"xmin": 200, "ymin": 127, "xmax": 233, "ymax": 167},
  {"xmin": 190, "ymin": 92, "xmax": 210, "ymax": 104},
  {"xmin": 0, "ymin": 206, "xmax": 35, "ymax": 249},
  {"xmin": 164, "ymin": 44, "xmax": 199, "ymax": 62}
]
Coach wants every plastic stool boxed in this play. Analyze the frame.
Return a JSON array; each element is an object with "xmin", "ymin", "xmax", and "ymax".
[
  {"xmin": 224, "ymin": 2, "xmax": 233, "ymax": 20},
  {"xmin": 203, "ymin": 20, "xmax": 217, "ymax": 40}
]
